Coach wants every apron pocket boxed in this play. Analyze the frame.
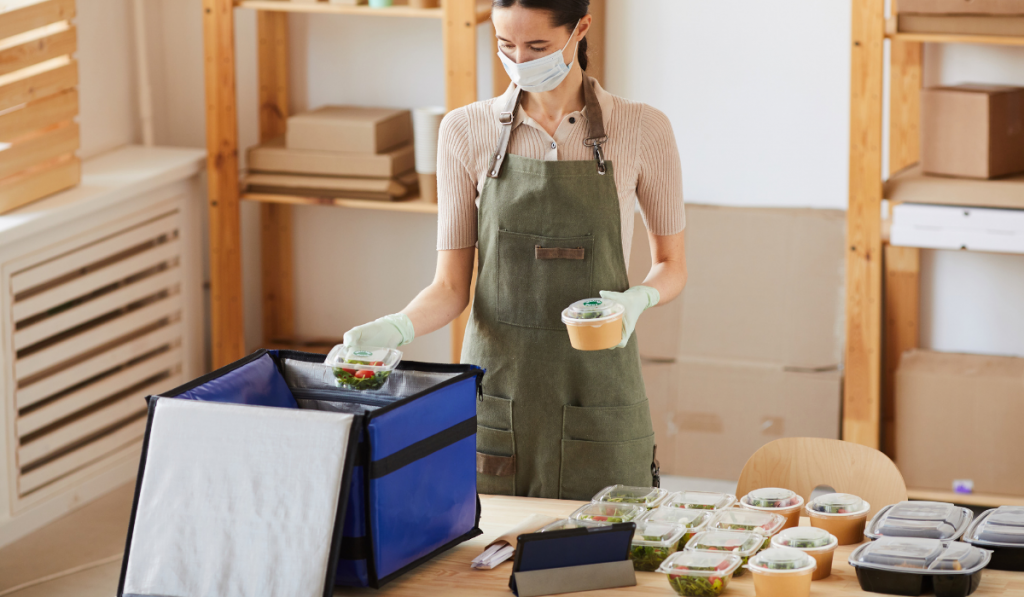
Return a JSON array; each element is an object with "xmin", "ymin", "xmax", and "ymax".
[
  {"xmin": 497, "ymin": 230, "xmax": 594, "ymax": 330},
  {"xmin": 477, "ymin": 425, "xmax": 515, "ymax": 495},
  {"xmin": 478, "ymin": 393, "xmax": 513, "ymax": 431},
  {"xmin": 562, "ymin": 401, "xmax": 654, "ymax": 442},
  {"xmin": 559, "ymin": 434, "xmax": 656, "ymax": 500}
]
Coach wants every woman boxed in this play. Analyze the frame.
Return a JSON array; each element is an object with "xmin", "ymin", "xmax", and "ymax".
[{"xmin": 344, "ymin": 0, "xmax": 686, "ymax": 501}]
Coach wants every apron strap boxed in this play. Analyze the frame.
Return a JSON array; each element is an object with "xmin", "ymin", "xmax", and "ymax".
[
  {"xmin": 487, "ymin": 75, "xmax": 609, "ymax": 178},
  {"xmin": 487, "ymin": 86, "xmax": 523, "ymax": 179}
]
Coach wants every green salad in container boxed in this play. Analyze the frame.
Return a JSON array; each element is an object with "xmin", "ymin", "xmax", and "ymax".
[
  {"xmin": 665, "ymin": 490, "xmax": 736, "ymax": 511},
  {"xmin": 749, "ymin": 547, "xmax": 814, "ymax": 571},
  {"xmin": 745, "ymin": 487, "xmax": 802, "ymax": 509},
  {"xmin": 808, "ymin": 493, "xmax": 866, "ymax": 514},
  {"xmin": 593, "ymin": 484, "xmax": 668, "ymax": 509},
  {"xmin": 657, "ymin": 551, "xmax": 743, "ymax": 597},
  {"xmin": 710, "ymin": 509, "xmax": 786, "ymax": 549},
  {"xmin": 629, "ymin": 521, "xmax": 686, "ymax": 571},
  {"xmin": 643, "ymin": 508, "xmax": 713, "ymax": 550},
  {"xmin": 324, "ymin": 345, "xmax": 402, "ymax": 391},
  {"xmin": 685, "ymin": 529, "xmax": 763, "ymax": 577},
  {"xmin": 569, "ymin": 502, "xmax": 645, "ymax": 525}
]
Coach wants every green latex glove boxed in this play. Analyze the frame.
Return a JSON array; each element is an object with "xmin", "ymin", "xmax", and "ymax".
[
  {"xmin": 343, "ymin": 313, "xmax": 415, "ymax": 349},
  {"xmin": 599, "ymin": 286, "xmax": 660, "ymax": 349}
]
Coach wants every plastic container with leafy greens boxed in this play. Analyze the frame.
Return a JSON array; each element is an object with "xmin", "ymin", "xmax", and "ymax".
[
  {"xmin": 657, "ymin": 550, "xmax": 742, "ymax": 597},
  {"xmin": 569, "ymin": 501, "xmax": 646, "ymax": 525},
  {"xmin": 664, "ymin": 490, "xmax": 736, "ymax": 511},
  {"xmin": 593, "ymin": 484, "xmax": 668, "ymax": 509},
  {"xmin": 324, "ymin": 344, "xmax": 402, "ymax": 390},
  {"xmin": 684, "ymin": 529, "xmax": 763, "ymax": 577},
  {"xmin": 629, "ymin": 520, "xmax": 687, "ymax": 571},
  {"xmin": 642, "ymin": 508, "xmax": 713, "ymax": 550},
  {"xmin": 708, "ymin": 508, "xmax": 786, "ymax": 549}
]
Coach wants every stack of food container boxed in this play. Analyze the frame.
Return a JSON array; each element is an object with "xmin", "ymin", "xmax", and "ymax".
[
  {"xmin": 683, "ymin": 529, "xmax": 764, "ymax": 578},
  {"xmin": 962, "ymin": 505, "xmax": 1024, "ymax": 571},
  {"xmin": 771, "ymin": 527, "xmax": 838, "ymax": 580},
  {"xmin": 245, "ymin": 105, "xmax": 419, "ymax": 201},
  {"xmin": 848, "ymin": 537, "xmax": 991, "ymax": 597}
]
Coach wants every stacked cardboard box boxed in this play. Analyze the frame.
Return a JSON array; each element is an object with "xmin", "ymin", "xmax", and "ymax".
[
  {"xmin": 629, "ymin": 205, "xmax": 846, "ymax": 480},
  {"xmin": 246, "ymin": 106, "xmax": 419, "ymax": 201},
  {"xmin": 897, "ymin": 0, "xmax": 1024, "ymax": 37}
]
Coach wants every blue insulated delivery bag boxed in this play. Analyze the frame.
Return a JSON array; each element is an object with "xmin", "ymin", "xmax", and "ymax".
[{"xmin": 130, "ymin": 348, "xmax": 484, "ymax": 589}]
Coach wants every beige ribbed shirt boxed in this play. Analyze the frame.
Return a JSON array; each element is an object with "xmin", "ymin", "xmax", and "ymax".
[{"xmin": 436, "ymin": 77, "xmax": 685, "ymax": 264}]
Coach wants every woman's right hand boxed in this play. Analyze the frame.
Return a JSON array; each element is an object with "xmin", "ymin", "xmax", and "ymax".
[{"xmin": 343, "ymin": 313, "xmax": 415, "ymax": 349}]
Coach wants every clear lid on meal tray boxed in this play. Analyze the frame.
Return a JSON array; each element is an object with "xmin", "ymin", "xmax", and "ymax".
[
  {"xmin": 665, "ymin": 490, "xmax": 737, "ymax": 511},
  {"xmin": 742, "ymin": 487, "xmax": 803, "ymax": 509},
  {"xmin": 685, "ymin": 529, "xmax": 764, "ymax": 557},
  {"xmin": 709, "ymin": 508, "xmax": 786, "ymax": 536},
  {"xmin": 593, "ymin": 484, "xmax": 668, "ymax": 508},
  {"xmin": 964, "ymin": 506, "xmax": 1024, "ymax": 547},
  {"xmin": 865, "ymin": 501, "xmax": 974, "ymax": 540},
  {"xmin": 562, "ymin": 298, "xmax": 625, "ymax": 324},
  {"xmin": 849, "ymin": 537, "xmax": 990, "ymax": 575}
]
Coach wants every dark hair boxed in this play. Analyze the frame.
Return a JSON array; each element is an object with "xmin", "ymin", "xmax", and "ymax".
[{"xmin": 492, "ymin": 0, "xmax": 590, "ymax": 71}]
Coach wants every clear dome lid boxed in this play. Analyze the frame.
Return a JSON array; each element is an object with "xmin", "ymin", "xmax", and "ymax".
[
  {"xmin": 745, "ymin": 488, "xmax": 801, "ymax": 509},
  {"xmin": 772, "ymin": 526, "xmax": 835, "ymax": 549},
  {"xmin": 686, "ymin": 530, "xmax": 763, "ymax": 557},
  {"xmin": 749, "ymin": 547, "xmax": 814, "ymax": 571},
  {"xmin": 657, "ymin": 550, "xmax": 743, "ymax": 577},
  {"xmin": 644, "ymin": 507, "xmax": 713, "ymax": 530},
  {"xmin": 562, "ymin": 298, "xmax": 625, "ymax": 323},
  {"xmin": 633, "ymin": 520, "xmax": 687, "ymax": 548},
  {"xmin": 964, "ymin": 506, "xmax": 1024, "ymax": 547},
  {"xmin": 665, "ymin": 490, "xmax": 737, "ymax": 511},
  {"xmin": 850, "ymin": 537, "xmax": 991, "ymax": 575},
  {"xmin": 324, "ymin": 344, "xmax": 402, "ymax": 372},
  {"xmin": 710, "ymin": 508, "xmax": 786, "ymax": 536},
  {"xmin": 807, "ymin": 493, "xmax": 868, "ymax": 515},
  {"xmin": 593, "ymin": 484, "xmax": 667, "ymax": 508},
  {"xmin": 865, "ymin": 501, "xmax": 973, "ymax": 540},
  {"xmin": 569, "ymin": 501, "xmax": 645, "ymax": 525}
]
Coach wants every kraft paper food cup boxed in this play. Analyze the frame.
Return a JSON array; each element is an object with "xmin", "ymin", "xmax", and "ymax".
[
  {"xmin": 561, "ymin": 298, "xmax": 625, "ymax": 351},
  {"xmin": 748, "ymin": 548, "xmax": 816, "ymax": 597},
  {"xmin": 740, "ymin": 488, "xmax": 805, "ymax": 531},
  {"xmin": 806, "ymin": 493, "xmax": 870, "ymax": 546},
  {"xmin": 772, "ymin": 527, "xmax": 838, "ymax": 580}
]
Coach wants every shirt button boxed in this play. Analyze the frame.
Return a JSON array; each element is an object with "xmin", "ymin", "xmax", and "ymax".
[
  {"xmin": 551, "ymin": 142, "xmax": 557, "ymax": 149},
  {"xmin": 569, "ymin": 117, "xmax": 576, "ymax": 124}
]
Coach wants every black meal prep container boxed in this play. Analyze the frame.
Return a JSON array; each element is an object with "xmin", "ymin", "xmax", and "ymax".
[
  {"xmin": 848, "ymin": 537, "xmax": 991, "ymax": 597},
  {"xmin": 864, "ymin": 501, "xmax": 974, "ymax": 541},
  {"xmin": 962, "ymin": 505, "xmax": 1024, "ymax": 571}
]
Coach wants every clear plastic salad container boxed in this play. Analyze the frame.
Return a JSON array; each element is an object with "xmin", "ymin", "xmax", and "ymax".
[
  {"xmin": 665, "ymin": 491, "xmax": 737, "ymax": 511},
  {"xmin": 629, "ymin": 520, "xmax": 687, "ymax": 571},
  {"xmin": 772, "ymin": 526, "xmax": 839, "ymax": 580},
  {"xmin": 709, "ymin": 508, "xmax": 786, "ymax": 549},
  {"xmin": 569, "ymin": 501, "xmax": 646, "ymax": 525},
  {"xmin": 561, "ymin": 298, "xmax": 625, "ymax": 351},
  {"xmin": 593, "ymin": 484, "xmax": 668, "ymax": 509},
  {"xmin": 642, "ymin": 508, "xmax": 713, "ymax": 550},
  {"xmin": 849, "ymin": 537, "xmax": 992, "ymax": 597},
  {"xmin": 324, "ymin": 344, "xmax": 402, "ymax": 391},
  {"xmin": 865, "ymin": 501, "xmax": 974, "ymax": 541},
  {"xmin": 684, "ymin": 529, "xmax": 763, "ymax": 577},
  {"xmin": 747, "ymin": 547, "xmax": 817, "ymax": 597},
  {"xmin": 740, "ymin": 488, "xmax": 805, "ymax": 530},
  {"xmin": 805, "ymin": 492, "xmax": 870, "ymax": 545},
  {"xmin": 962, "ymin": 506, "xmax": 1024, "ymax": 571},
  {"xmin": 657, "ymin": 550, "xmax": 743, "ymax": 597},
  {"xmin": 538, "ymin": 518, "xmax": 580, "ymax": 533}
]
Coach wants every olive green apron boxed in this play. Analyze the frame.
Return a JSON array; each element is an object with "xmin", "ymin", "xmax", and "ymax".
[{"xmin": 464, "ymin": 76, "xmax": 658, "ymax": 500}]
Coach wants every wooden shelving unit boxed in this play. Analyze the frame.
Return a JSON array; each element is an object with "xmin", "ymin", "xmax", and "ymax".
[
  {"xmin": 203, "ymin": 0, "xmax": 605, "ymax": 368},
  {"xmin": 848, "ymin": 0, "xmax": 1024, "ymax": 507}
]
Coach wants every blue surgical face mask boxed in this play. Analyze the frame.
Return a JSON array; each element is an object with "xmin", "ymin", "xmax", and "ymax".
[{"xmin": 497, "ymin": 20, "xmax": 580, "ymax": 93}]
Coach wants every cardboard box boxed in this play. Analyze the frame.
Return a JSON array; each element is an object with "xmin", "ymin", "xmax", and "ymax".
[
  {"xmin": 922, "ymin": 85, "xmax": 1024, "ymax": 179},
  {"xmin": 886, "ymin": 164, "xmax": 1024, "ymax": 210},
  {"xmin": 899, "ymin": 14, "xmax": 1024, "ymax": 37},
  {"xmin": 248, "ymin": 137, "xmax": 415, "ymax": 178},
  {"xmin": 628, "ymin": 205, "xmax": 847, "ymax": 368},
  {"xmin": 895, "ymin": 349, "xmax": 1024, "ymax": 496},
  {"xmin": 899, "ymin": 0, "xmax": 1024, "ymax": 15},
  {"xmin": 244, "ymin": 170, "xmax": 419, "ymax": 201},
  {"xmin": 644, "ymin": 359, "xmax": 842, "ymax": 481},
  {"xmin": 286, "ymin": 106, "xmax": 413, "ymax": 154}
]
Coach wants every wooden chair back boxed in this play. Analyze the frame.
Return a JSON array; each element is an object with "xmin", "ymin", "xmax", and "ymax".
[{"xmin": 736, "ymin": 438, "xmax": 908, "ymax": 518}]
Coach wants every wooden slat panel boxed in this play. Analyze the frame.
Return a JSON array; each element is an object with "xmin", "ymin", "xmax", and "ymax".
[
  {"xmin": 14, "ymin": 266, "xmax": 182, "ymax": 350},
  {"xmin": 889, "ymin": 40, "xmax": 922, "ymax": 174},
  {"xmin": 16, "ymin": 292, "xmax": 182, "ymax": 379},
  {"xmin": 882, "ymin": 244, "xmax": 919, "ymax": 459},
  {"xmin": 12, "ymin": 210, "xmax": 178, "ymax": 294},
  {"xmin": 0, "ymin": 58, "xmax": 75, "ymax": 112},
  {"xmin": 0, "ymin": 87, "xmax": 75, "ymax": 142},
  {"xmin": 844, "ymin": 0, "xmax": 886, "ymax": 448},
  {"xmin": 0, "ymin": 153, "xmax": 77, "ymax": 213},
  {"xmin": 442, "ymin": 0, "xmax": 477, "ymax": 112},
  {"xmin": 0, "ymin": 120, "xmax": 76, "ymax": 179},
  {"xmin": 203, "ymin": 0, "xmax": 245, "ymax": 367},
  {"xmin": 13, "ymin": 237, "xmax": 180, "ymax": 322},
  {"xmin": 0, "ymin": 0, "xmax": 75, "ymax": 40},
  {"xmin": 18, "ymin": 346, "xmax": 182, "ymax": 437},
  {"xmin": 19, "ymin": 419, "xmax": 146, "ymax": 495},
  {"xmin": 17, "ymin": 374, "xmax": 173, "ymax": 467},
  {"xmin": 0, "ymin": 25, "xmax": 75, "ymax": 78},
  {"xmin": 17, "ymin": 322, "xmax": 181, "ymax": 409},
  {"xmin": 257, "ymin": 11, "xmax": 295, "ymax": 346}
]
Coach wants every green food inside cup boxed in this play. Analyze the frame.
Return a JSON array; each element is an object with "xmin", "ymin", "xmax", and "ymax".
[
  {"xmin": 668, "ymin": 573, "xmax": 730, "ymax": 597},
  {"xmin": 630, "ymin": 544, "xmax": 674, "ymax": 572}
]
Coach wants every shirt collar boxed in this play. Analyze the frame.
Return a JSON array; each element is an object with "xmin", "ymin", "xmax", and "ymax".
[{"xmin": 490, "ymin": 75, "xmax": 615, "ymax": 135}]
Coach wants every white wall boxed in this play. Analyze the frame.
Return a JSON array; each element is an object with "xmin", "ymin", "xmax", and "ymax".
[{"xmin": 72, "ymin": 0, "xmax": 1024, "ymax": 362}]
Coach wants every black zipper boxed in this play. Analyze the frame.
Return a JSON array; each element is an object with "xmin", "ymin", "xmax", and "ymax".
[{"xmin": 291, "ymin": 387, "xmax": 395, "ymax": 407}]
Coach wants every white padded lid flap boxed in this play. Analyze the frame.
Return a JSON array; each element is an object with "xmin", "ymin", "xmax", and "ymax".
[{"xmin": 122, "ymin": 398, "xmax": 355, "ymax": 597}]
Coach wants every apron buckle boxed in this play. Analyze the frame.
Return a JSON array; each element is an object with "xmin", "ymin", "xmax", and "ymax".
[{"xmin": 584, "ymin": 135, "xmax": 608, "ymax": 175}]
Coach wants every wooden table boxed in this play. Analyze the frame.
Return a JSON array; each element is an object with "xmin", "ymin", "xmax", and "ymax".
[{"xmin": 338, "ymin": 495, "xmax": 1024, "ymax": 596}]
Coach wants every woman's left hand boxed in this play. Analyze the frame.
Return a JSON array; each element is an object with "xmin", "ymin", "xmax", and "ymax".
[{"xmin": 599, "ymin": 286, "xmax": 660, "ymax": 348}]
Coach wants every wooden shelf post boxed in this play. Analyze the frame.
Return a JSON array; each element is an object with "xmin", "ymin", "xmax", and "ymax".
[
  {"xmin": 202, "ymin": 0, "xmax": 246, "ymax": 368},
  {"xmin": 844, "ymin": 0, "xmax": 886, "ymax": 448}
]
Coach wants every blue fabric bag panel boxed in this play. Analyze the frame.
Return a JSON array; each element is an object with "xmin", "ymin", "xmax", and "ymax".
[
  {"xmin": 162, "ymin": 350, "xmax": 297, "ymax": 409},
  {"xmin": 366, "ymin": 375, "xmax": 481, "ymax": 582},
  {"xmin": 335, "ymin": 432, "xmax": 370, "ymax": 587}
]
